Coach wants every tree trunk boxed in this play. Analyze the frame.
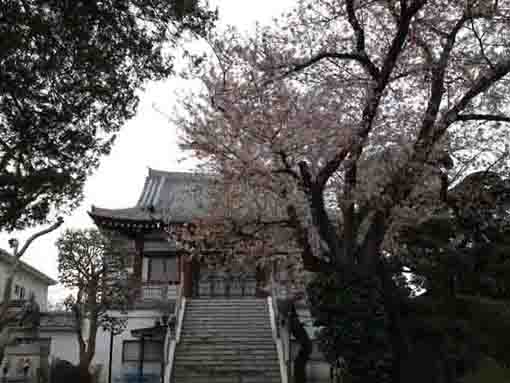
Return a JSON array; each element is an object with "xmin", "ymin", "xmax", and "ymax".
[
  {"xmin": 78, "ymin": 362, "xmax": 92, "ymax": 383},
  {"xmin": 288, "ymin": 302, "xmax": 312, "ymax": 383},
  {"xmin": 376, "ymin": 259, "xmax": 409, "ymax": 383}
]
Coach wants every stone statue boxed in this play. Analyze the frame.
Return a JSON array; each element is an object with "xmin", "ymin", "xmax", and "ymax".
[{"xmin": 19, "ymin": 293, "xmax": 40, "ymax": 332}]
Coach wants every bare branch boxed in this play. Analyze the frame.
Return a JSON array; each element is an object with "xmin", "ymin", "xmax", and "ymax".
[
  {"xmin": 441, "ymin": 55, "xmax": 510, "ymax": 134},
  {"xmin": 16, "ymin": 217, "xmax": 64, "ymax": 258}
]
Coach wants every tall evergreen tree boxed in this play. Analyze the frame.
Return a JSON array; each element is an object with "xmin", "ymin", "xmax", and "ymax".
[{"xmin": 0, "ymin": 0, "xmax": 216, "ymax": 231}]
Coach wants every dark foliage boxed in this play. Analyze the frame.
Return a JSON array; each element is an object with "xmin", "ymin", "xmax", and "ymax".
[
  {"xmin": 0, "ymin": 0, "xmax": 216, "ymax": 231},
  {"xmin": 308, "ymin": 266, "xmax": 393, "ymax": 383},
  {"xmin": 50, "ymin": 359, "xmax": 81, "ymax": 383},
  {"xmin": 398, "ymin": 171, "xmax": 510, "ymax": 379}
]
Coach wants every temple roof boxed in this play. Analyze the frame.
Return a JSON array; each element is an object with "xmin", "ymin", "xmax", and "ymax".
[{"xmin": 89, "ymin": 169, "xmax": 214, "ymax": 229}]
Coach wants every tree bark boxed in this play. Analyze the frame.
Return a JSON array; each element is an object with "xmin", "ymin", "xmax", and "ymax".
[
  {"xmin": 288, "ymin": 302, "xmax": 312, "ymax": 383},
  {"xmin": 376, "ymin": 259, "xmax": 410, "ymax": 383}
]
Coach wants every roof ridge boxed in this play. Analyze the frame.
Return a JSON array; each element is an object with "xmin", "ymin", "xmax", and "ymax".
[
  {"xmin": 148, "ymin": 168, "xmax": 212, "ymax": 179},
  {"xmin": 0, "ymin": 249, "xmax": 57, "ymax": 285}
]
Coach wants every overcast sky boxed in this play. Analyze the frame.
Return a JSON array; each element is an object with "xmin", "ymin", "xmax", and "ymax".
[{"xmin": 0, "ymin": 0, "xmax": 296, "ymax": 303}]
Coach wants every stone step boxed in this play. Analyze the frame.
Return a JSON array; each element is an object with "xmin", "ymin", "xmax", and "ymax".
[
  {"xmin": 185, "ymin": 308, "xmax": 269, "ymax": 312},
  {"xmin": 187, "ymin": 297, "xmax": 267, "ymax": 304},
  {"xmin": 174, "ymin": 363, "xmax": 280, "ymax": 370},
  {"xmin": 185, "ymin": 310, "xmax": 269, "ymax": 315},
  {"xmin": 181, "ymin": 331, "xmax": 273, "ymax": 338},
  {"xmin": 180, "ymin": 331, "xmax": 273, "ymax": 338},
  {"xmin": 174, "ymin": 358, "xmax": 280, "ymax": 366},
  {"xmin": 185, "ymin": 307, "xmax": 269, "ymax": 313},
  {"xmin": 175, "ymin": 354, "xmax": 279, "ymax": 362},
  {"xmin": 172, "ymin": 299, "xmax": 280, "ymax": 383},
  {"xmin": 173, "ymin": 372, "xmax": 281, "ymax": 383},
  {"xmin": 183, "ymin": 315, "xmax": 269, "ymax": 321},
  {"xmin": 182, "ymin": 323, "xmax": 272, "ymax": 330},
  {"xmin": 176, "ymin": 348, "xmax": 278, "ymax": 357},
  {"xmin": 185, "ymin": 303, "xmax": 268, "ymax": 308},
  {"xmin": 183, "ymin": 314, "xmax": 270, "ymax": 320},
  {"xmin": 175, "ymin": 370, "xmax": 280, "ymax": 376},
  {"xmin": 178, "ymin": 337, "xmax": 275, "ymax": 344},
  {"xmin": 174, "ymin": 367, "xmax": 280, "ymax": 375},
  {"xmin": 183, "ymin": 318, "xmax": 271, "ymax": 330},
  {"xmin": 177, "ymin": 341, "xmax": 277, "ymax": 349}
]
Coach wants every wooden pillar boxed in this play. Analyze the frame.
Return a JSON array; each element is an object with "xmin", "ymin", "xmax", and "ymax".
[
  {"xmin": 182, "ymin": 257, "xmax": 193, "ymax": 298},
  {"xmin": 133, "ymin": 234, "xmax": 144, "ymax": 297},
  {"xmin": 255, "ymin": 265, "xmax": 269, "ymax": 297}
]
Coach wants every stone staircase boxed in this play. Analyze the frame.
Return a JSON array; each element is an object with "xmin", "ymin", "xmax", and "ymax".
[{"xmin": 171, "ymin": 298, "xmax": 282, "ymax": 383}]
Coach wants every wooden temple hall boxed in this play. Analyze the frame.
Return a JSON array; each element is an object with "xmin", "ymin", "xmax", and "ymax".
[
  {"xmin": 88, "ymin": 169, "xmax": 323, "ymax": 383},
  {"xmin": 88, "ymin": 169, "xmax": 274, "ymax": 302}
]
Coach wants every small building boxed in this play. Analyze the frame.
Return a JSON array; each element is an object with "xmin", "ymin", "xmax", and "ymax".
[
  {"xmin": 0, "ymin": 250, "xmax": 74, "ymax": 382},
  {"xmin": 0, "ymin": 250, "xmax": 57, "ymax": 311}
]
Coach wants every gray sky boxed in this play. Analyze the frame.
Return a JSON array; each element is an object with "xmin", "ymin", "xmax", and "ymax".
[{"xmin": 0, "ymin": 0, "xmax": 296, "ymax": 303}]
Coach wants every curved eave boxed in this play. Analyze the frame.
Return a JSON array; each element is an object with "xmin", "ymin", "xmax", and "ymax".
[{"xmin": 88, "ymin": 211, "xmax": 163, "ymax": 232}]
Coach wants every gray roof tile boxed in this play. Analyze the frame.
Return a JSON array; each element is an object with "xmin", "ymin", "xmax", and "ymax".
[{"xmin": 90, "ymin": 169, "xmax": 213, "ymax": 224}]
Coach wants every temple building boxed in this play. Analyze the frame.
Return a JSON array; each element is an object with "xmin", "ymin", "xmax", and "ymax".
[
  {"xmin": 89, "ymin": 170, "xmax": 214, "ymax": 302},
  {"xmin": 87, "ymin": 168, "xmax": 329, "ymax": 383},
  {"xmin": 87, "ymin": 169, "xmax": 288, "ymax": 383}
]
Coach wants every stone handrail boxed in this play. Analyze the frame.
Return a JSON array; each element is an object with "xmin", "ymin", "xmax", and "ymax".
[
  {"xmin": 164, "ymin": 284, "xmax": 186, "ymax": 383},
  {"xmin": 268, "ymin": 294, "xmax": 288, "ymax": 383}
]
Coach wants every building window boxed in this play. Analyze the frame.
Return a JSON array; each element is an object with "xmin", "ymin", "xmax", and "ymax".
[
  {"xmin": 122, "ymin": 340, "xmax": 163, "ymax": 363},
  {"xmin": 147, "ymin": 257, "xmax": 179, "ymax": 283},
  {"xmin": 14, "ymin": 285, "xmax": 25, "ymax": 300}
]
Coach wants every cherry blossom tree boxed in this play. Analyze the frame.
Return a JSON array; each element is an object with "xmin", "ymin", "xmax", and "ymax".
[{"xmin": 176, "ymin": 1, "xmax": 510, "ymax": 381}]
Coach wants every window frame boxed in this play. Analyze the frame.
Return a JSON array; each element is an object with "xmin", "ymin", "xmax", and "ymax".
[
  {"xmin": 146, "ymin": 255, "xmax": 180, "ymax": 284},
  {"xmin": 122, "ymin": 340, "xmax": 164, "ymax": 363},
  {"xmin": 14, "ymin": 284, "xmax": 25, "ymax": 300}
]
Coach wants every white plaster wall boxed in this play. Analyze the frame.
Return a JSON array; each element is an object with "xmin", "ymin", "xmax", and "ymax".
[
  {"xmin": 0, "ymin": 261, "xmax": 50, "ymax": 310},
  {"xmin": 0, "ymin": 261, "xmax": 9, "ymax": 299},
  {"xmin": 92, "ymin": 309, "xmax": 164, "ymax": 383},
  {"xmin": 43, "ymin": 331, "xmax": 80, "ymax": 365},
  {"xmin": 142, "ymin": 257, "xmax": 149, "ymax": 282}
]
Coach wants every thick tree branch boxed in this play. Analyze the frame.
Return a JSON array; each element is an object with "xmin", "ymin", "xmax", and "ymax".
[
  {"xmin": 274, "ymin": 149, "xmax": 300, "ymax": 181},
  {"xmin": 287, "ymin": 51, "xmax": 380, "ymax": 80},
  {"xmin": 16, "ymin": 217, "xmax": 64, "ymax": 258},
  {"xmin": 456, "ymin": 113, "xmax": 510, "ymax": 123},
  {"xmin": 379, "ymin": 0, "xmax": 427, "ymax": 86},
  {"xmin": 345, "ymin": 0, "xmax": 366, "ymax": 53},
  {"xmin": 416, "ymin": 16, "xmax": 468, "ymax": 144},
  {"xmin": 316, "ymin": 148, "xmax": 349, "ymax": 190},
  {"xmin": 286, "ymin": 205, "xmax": 324, "ymax": 272},
  {"xmin": 0, "ymin": 218, "xmax": 64, "ymax": 324},
  {"xmin": 342, "ymin": 158, "xmax": 358, "ymax": 263},
  {"xmin": 440, "ymin": 55, "xmax": 510, "ymax": 136},
  {"xmin": 298, "ymin": 162, "xmax": 342, "ymax": 261}
]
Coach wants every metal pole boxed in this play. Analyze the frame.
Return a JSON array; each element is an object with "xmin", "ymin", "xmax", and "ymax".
[
  {"xmin": 139, "ymin": 337, "xmax": 145, "ymax": 383},
  {"xmin": 108, "ymin": 330, "xmax": 114, "ymax": 383}
]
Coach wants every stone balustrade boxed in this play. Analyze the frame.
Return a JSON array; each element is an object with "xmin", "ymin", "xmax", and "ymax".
[
  {"xmin": 141, "ymin": 283, "xmax": 180, "ymax": 301},
  {"xmin": 194, "ymin": 273, "xmax": 258, "ymax": 298}
]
